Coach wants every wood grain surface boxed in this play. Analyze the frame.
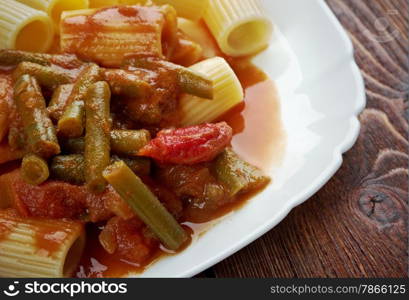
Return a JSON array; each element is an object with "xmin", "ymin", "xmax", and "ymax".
[{"xmin": 199, "ymin": 0, "xmax": 409, "ymax": 278}]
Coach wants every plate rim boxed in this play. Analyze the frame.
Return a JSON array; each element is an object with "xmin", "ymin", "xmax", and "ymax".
[{"xmin": 177, "ymin": 0, "xmax": 367, "ymax": 278}]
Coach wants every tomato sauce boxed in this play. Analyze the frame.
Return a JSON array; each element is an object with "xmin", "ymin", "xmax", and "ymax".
[
  {"xmin": 74, "ymin": 60, "xmax": 284, "ymax": 280},
  {"xmin": 0, "ymin": 18, "xmax": 286, "ymax": 278},
  {"xmin": 34, "ymin": 226, "xmax": 69, "ymax": 256},
  {"xmin": 0, "ymin": 213, "xmax": 16, "ymax": 243}
]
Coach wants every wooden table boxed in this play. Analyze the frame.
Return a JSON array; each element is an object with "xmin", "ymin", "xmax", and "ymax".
[{"xmin": 199, "ymin": 0, "xmax": 408, "ymax": 278}]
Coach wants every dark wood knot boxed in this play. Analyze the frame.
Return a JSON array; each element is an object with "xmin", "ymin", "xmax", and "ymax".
[{"xmin": 358, "ymin": 188, "xmax": 401, "ymax": 224}]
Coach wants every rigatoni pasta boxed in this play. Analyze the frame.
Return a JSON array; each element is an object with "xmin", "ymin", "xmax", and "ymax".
[
  {"xmin": 0, "ymin": 0, "xmax": 53, "ymax": 52},
  {"xmin": 180, "ymin": 56, "xmax": 243, "ymax": 126},
  {"xmin": 60, "ymin": 5, "xmax": 178, "ymax": 67},
  {"xmin": 15, "ymin": 0, "xmax": 89, "ymax": 32},
  {"xmin": 0, "ymin": 0, "xmax": 274, "ymax": 278},
  {"xmin": 203, "ymin": 0, "xmax": 273, "ymax": 56},
  {"xmin": 120, "ymin": 0, "xmax": 209, "ymax": 21},
  {"xmin": 0, "ymin": 209, "xmax": 85, "ymax": 277},
  {"xmin": 89, "ymin": 0, "xmax": 118, "ymax": 8}
]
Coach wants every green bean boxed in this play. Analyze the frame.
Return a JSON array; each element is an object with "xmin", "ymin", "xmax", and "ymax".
[
  {"xmin": 7, "ymin": 115, "xmax": 25, "ymax": 150},
  {"xmin": 214, "ymin": 148, "xmax": 270, "ymax": 195},
  {"xmin": 101, "ymin": 69, "xmax": 151, "ymax": 98},
  {"xmin": 0, "ymin": 50, "xmax": 51, "ymax": 66},
  {"xmin": 103, "ymin": 161, "xmax": 188, "ymax": 250},
  {"xmin": 13, "ymin": 62, "xmax": 74, "ymax": 89},
  {"xmin": 124, "ymin": 57, "xmax": 214, "ymax": 99},
  {"xmin": 21, "ymin": 154, "xmax": 50, "ymax": 185},
  {"xmin": 111, "ymin": 155, "xmax": 151, "ymax": 176},
  {"xmin": 14, "ymin": 75, "xmax": 60, "ymax": 158},
  {"xmin": 59, "ymin": 137, "xmax": 85, "ymax": 154},
  {"xmin": 58, "ymin": 100, "xmax": 85, "ymax": 138},
  {"xmin": 48, "ymin": 84, "xmax": 74, "ymax": 120},
  {"xmin": 50, "ymin": 154, "xmax": 85, "ymax": 185},
  {"xmin": 0, "ymin": 50, "xmax": 83, "ymax": 69},
  {"xmin": 84, "ymin": 81, "xmax": 111, "ymax": 193},
  {"xmin": 58, "ymin": 63, "xmax": 100, "ymax": 137},
  {"xmin": 51, "ymin": 154, "xmax": 151, "ymax": 184},
  {"xmin": 60, "ymin": 129, "xmax": 151, "ymax": 156},
  {"xmin": 110, "ymin": 130, "xmax": 151, "ymax": 156}
]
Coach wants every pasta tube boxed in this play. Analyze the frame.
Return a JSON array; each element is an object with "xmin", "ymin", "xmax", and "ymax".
[
  {"xmin": 0, "ymin": 209, "xmax": 85, "ymax": 278},
  {"xmin": 60, "ymin": 5, "xmax": 178, "ymax": 67},
  {"xmin": 89, "ymin": 0, "xmax": 118, "ymax": 8},
  {"xmin": 119, "ymin": 0, "xmax": 209, "ymax": 21},
  {"xmin": 15, "ymin": 0, "xmax": 89, "ymax": 32},
  {"xmin": 180, "ymin": 57, "xmax": 243, "ymax": 126},
  {"xmin": 0, "ymin": 0, "xmax": 53, "ymax": 52},
  {"xmin": 203, "ymin": 0, "xmax": 273, "ymax": 56}
]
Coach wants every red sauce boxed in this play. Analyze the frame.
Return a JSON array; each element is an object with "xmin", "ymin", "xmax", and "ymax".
[
  {"xmin": 0, "ymin": 211, "xmax": 17, "ymax": 243},
  {"xmin": 34, "ymin": 226, "xmax": 69, "ymax": 256},
  {"xmin": 73, "ymin": 60, "xmax": 283, "ymax": 277},
  {"xmin": 76, "ymin": 224, "xmax": 158, "ymax": 277},
  {"xmin": 227, "ymin": 65, "xmax": 285, "ymax": 170},
  {"xmin": 0, "ymin": 16, "xmax": 285, "ymax": 278}
]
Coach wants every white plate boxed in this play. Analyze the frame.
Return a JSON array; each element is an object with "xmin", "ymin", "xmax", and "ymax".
[{"xmin": 139, "ymin": 0, "xmax": 366, "ymax": 277}]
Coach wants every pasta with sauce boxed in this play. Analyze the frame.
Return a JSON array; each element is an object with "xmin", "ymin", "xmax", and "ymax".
[
  {"xmin": 15, "ymin": 0, "xmax": 89, "ymax": 32},
  {"xmin": 0, "ymin": 0, "xmax": 276, "ymax": 278}
]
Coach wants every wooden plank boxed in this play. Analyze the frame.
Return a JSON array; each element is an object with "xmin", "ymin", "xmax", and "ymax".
[{"xmin": 199, "ymin": 0, "xmax": 408, "ymax": 278}]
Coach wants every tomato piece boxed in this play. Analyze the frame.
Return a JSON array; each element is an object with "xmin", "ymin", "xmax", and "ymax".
[
  {"xmin": 99, "ymin": 216, "xmax": 157, "ymax": 265},
  {"xmin": 139, "ymin": 122, "xmax": 232, "ymax": 164},
  {"xmin": 0, "ymin": 170, "xmax": 87, "ymax": 218}
]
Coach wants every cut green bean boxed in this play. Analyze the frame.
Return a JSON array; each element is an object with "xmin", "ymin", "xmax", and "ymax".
[
  {"xmin": 60, "ymin": 129, "xmax": 151, "ymax": 156},
  {"xmin": 111, "ymin": 155, "xmax": 151, "ymax": 176},
  {"xmin": 50, "ymin": 154, "xmax": 85, "ymax": 185},
  {"xmin": 14, "ymin": 75, "xmax": 60, "ymax": 158},
  {"xmin": 0, "ymin": 50, "xmax": 83, "ymax": 69},
  {"xmin": 7, "ymin": 115, "xmax": 25, "ymax": 150},
  {"xmin": 51, "ymin": 154, "xmax": 151, "ymax": 184},
  {"xmin": 58, "ymin": 100, "xmax": 85, "ymax": 138},
  {"xmin": 103, "ymin": 161, "xmax": 188, "ymax": 251},
  {"xmin": 21, "ymin": 154, "xmax": 50, "ymax": 186},
  {"xmin": 13, "ymin": 62, "xmax": 74, "ymax": 89},
  {"xmin": 124, "ymin": 57, "xmax": 214, "ymax": 99},
  {"xmin": 59, "ymin": 137, "xmax": 85, "ymax": 154},
  {"xmin": 84, "ymin": 81, "xmax": 111, "ymax": 193},
  {"xmin": 48, "ymin": 84, "xmax": 74, "ymax": 120},
  {"xmin": 0, "ymin": 50, "xmax": 51, "ymax": 66},
  {"xmin": 101, "ymin": 69, "xmax": 151, "ymax": 98},
  {"xmin": 214, "ymin": 148, "xmax": 270, "ymax": 196},
  {"xmin": 109, "ymin": 130, "xmax": 151, "ymax": 156},
  {"xmin": 58, "ymin": 63, "xmax": 100, "ymax": 137}
]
